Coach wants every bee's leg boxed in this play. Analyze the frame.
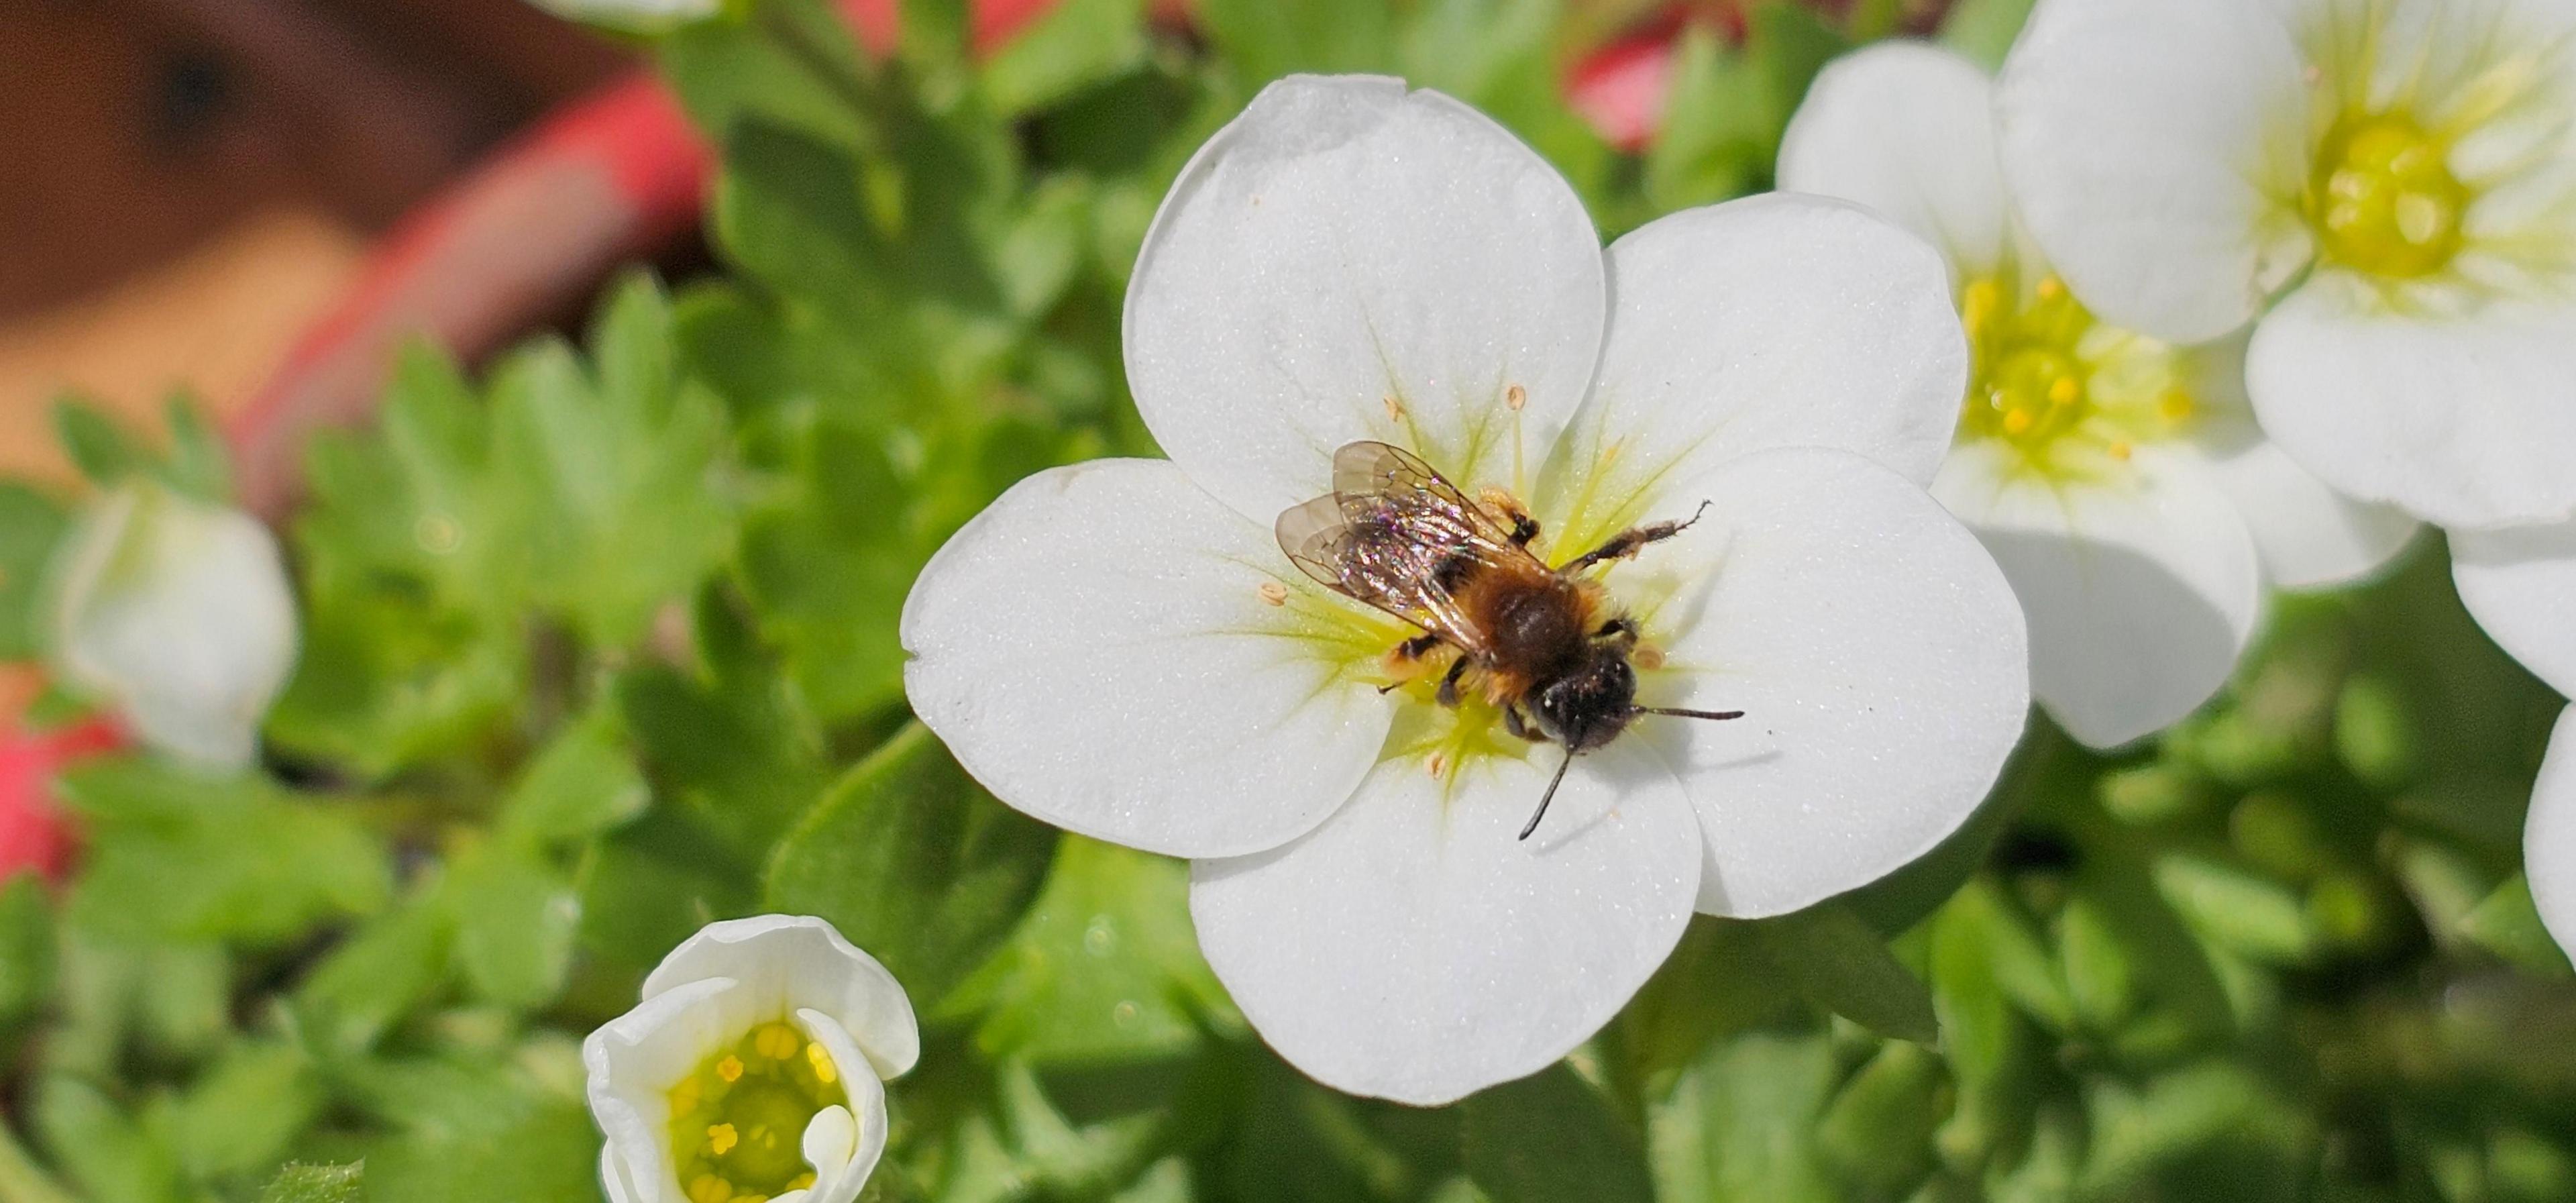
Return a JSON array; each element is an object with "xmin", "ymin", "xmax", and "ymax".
[
  {"xmin": 1479, "ymin": 488, "xmax": 1542, "ymax": 547},
  {"xmin": 1593, "ymin": 615, "xmax": 1640, "ymax": 645},
  {"xmin": 1436, "ymin": 654, "xmax": 1472, "ymax": 709},
  {"xmin": 1501, "ymin": 705, "xmax": 1546, "ymax": 742},
  {"xmin": 1562, "ymin": 501, "xmax": 1713, "ymax": 574},
  {"xmin": 1377, "ymin": 633, "xmax": 1447, "ymax": 694}
]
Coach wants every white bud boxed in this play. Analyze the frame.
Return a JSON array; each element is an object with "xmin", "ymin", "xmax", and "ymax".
[{"xmin": 49, "ymin": 482, "xmax": 298, "ymax": 769}]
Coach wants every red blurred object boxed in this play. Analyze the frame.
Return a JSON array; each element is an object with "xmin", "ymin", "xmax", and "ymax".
[
  {"xmin": 227, "ymin": 72, "xmax": 712, "ymax": 520},
  {"xmin": 1566, "ymin": 15, "xmax": 1690, "ymax": 152},
  {"xmin": 841, "ymin": 0, "xmax": 1065, "ymax": 55},
  {"xmin": 0, "ymin": 718, "xmax": 123, "ymax": 885}
]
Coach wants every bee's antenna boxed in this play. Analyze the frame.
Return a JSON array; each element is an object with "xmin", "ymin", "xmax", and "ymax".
[
  {"xmin": 1638, "ymin": 707, "xmax": 1746, "ymax": 722},
  {"xmin": 1519, "ymin": 747, "xmax": 1576, "ymax": 842}
]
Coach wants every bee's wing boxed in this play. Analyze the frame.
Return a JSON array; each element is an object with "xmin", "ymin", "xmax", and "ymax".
[{"xmin": 1270, "ymin": 441, "xmax": 1546, "ymax": 656}]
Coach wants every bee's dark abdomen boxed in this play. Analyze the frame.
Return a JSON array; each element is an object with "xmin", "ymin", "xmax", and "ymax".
[{"xmin": 1489, "ymin": 584, "xmax": 1586, "ymax": 676}]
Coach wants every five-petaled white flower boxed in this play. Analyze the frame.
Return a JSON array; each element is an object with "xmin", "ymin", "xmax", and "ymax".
[
  {"xmin": 1780, "ymin": 42, "xmax": 2418, "ymax": 749},
  {"xmin": 527, "ymin": 0, "xmax": 719, "ymax": 28},
  {"xmin": 902, "ymin": 74, "xmax": 2030, "ymax": 1105},
  {"xmin": 584, "ymin": 916, "xmax": 918, "ymax": 1203},
  {"xmin": 2452, "ymin": 522, "xmax": 2576, "ymax": 953},
  {"xmin": 1996, "ymin": 0, "xmax": 2576, "ymax": 531},
  {"xmin": 49, "ymin": 480, "xmax": 298, "ymax": 769}
]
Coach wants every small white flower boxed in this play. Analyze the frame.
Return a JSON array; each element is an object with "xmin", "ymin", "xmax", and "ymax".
[
  {"xmin": 48, "ymin": 481, "xmax": 297, "ymax": 769},
  {"xmin": 1996, "ymin": 0, "xmax": 2576, "ymax": 530},
  {"xmin": 902, "ymin": 74, "xmax": 2029, "ymax": 1104},
  {"xmin": 2452, "ymin": 520, "xmax": 2576, "ymax": 952},
  {"xmin": 584, "ymin": 916, "xmax": 918, "ymax": 1203},
  {"xmin": 1779, "ymin": 43, "xmax": 2418, "ymax": 749}
]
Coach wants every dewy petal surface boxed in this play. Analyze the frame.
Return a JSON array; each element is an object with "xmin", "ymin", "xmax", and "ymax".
[
  {"xmin": 2247, "ymin": 273, "xmax": 2576, "ymax": 529},
  {"xmin": 1997, "ymin": 0, "xmax": 2312, "ymax": 342},
  {"xmin": 1627, "ymin": 448, "xmax": 2029, "ymax": 919},
  {"xmin": 1124, "ymin": 74, "xmax": 1605, "ymax": 523},
  {"xmin": 1189, "ymin": 741, "xmax": 1697, "ymax": 1106},
  {"xmin": 1777, "ymin": 42, "xmax": 2015, "ymax": 278},
  {"xmin": 1935, "ymin": 441, "xmax": 2261, "ymax": 750},
  {"xmin": 2530, "ymin": 706, "xmax": 2576, "ymax": 955},
  {"xmin": 904, "ymin": 460, "xmax": 1393, "ymax": 859},
  {"xmin": 1542, "ymin": 195, "xmax": 1965, "ymax": 552},
  {"xmin": 640, "ymin": 915, "xmax": 920, "ymax": 1079},
  {"xmin": 2453, "ymin": 519, "xmax": 2576, "ymax": 698}
]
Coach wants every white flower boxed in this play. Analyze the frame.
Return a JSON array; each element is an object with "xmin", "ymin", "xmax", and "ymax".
[
  {"xmin": 1779, "ymin": 42, "xmax": 2418, "ymax": 749},
  {"xmin": 2452, "ymin": 521, "xmax": 2576, "ymax": 952},
  {"xmin": 902, "ymin": 74, "xmax": 2029, "ymax": 1104},
  {"xmin": 48, "ymin": 481, "xmax": 297, "ymax": 769},
  {"xmin": 1995, "ymin": 0, "xmax": 2576, "ymax": 531},
  {"xmin": 584, "ymin": 916, "xmax": 918, "ymax": 1203}
]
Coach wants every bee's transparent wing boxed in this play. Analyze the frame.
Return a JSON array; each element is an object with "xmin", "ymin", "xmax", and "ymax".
[{"xmin": 1275, "ymin": 495, "xmax": 1357, "ymax": 592}]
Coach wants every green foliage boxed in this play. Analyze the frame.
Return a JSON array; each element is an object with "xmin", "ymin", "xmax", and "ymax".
[{"xmin": 5, "ymin": 3, "xmax": 2573, "ymax": 1202}]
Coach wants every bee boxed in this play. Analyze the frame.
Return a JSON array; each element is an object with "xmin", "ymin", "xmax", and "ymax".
[{"xmin": 1277, "ymin": 441, "xmax": 1741, "ymax": 841}]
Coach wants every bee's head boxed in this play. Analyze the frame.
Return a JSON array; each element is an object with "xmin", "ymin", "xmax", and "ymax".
[{"xmin": 1531, "ymin": 647, "xmax": 1638, "ymax": 753}]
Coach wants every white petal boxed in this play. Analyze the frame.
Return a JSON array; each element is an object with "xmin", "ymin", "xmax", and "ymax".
[
  {"xmin": 2453, "ymin": 520, "xmax": 2576, "ymax": 698},
  {"xmin": 641, "ymin": 915, "xmax": 920, "ymax": 1080},
  {"xmin": 2206, "ymin": 437, "xmax": 2420, "ymax": 590},
  {"xmin": 2530, "ymin": 707, "xmax": 2576, "ymax": 957},
  {"xmin": 792, "ymin": 1016, "xmax": 890, "ymax": 1203},
  {"xmin": 599, "ymin": 1146, "xmax": 643, "ymax": 1203},
  {"xmin": 2247, "ymin": 272, "xmax": 2576, "ymax": 529},
  {"xmin": 1996, "ymin": 0, "xmax": 2312, "ymax": 342},
  {"xmin": 50, "ymin": 484, "xmax": 298, "ymax": 768},
  {"xmin": 1778, "ymin": 42, "xmax": 2014, "ymax": 278},
  {"xmin": 1541, "ymin": 194, "xmax": 1966, "ymax": 550},
  {"xmin": 1627, "ymin": 448, "xmax": 2029, "ymax": 917},
  {"xmin": 1123, "ymin": 74, "xmax": 1605, "ymax": 523},
  {"xmin": 584, "ymin": 977, "xmax": 743, "ymax": 1203},
  {"xmin": 1189, "ymin": 741, "xmax": 1698, "ymax": 1106},
  {"xmin": 902, "ymin": 460, "xmax": 1391, "ymax": 859},
  {"xmin": 1935, "ymin": 441, "xmax": 2260, "ymax": 749}
]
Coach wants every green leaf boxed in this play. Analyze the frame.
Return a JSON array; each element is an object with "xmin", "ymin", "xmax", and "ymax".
[
  {"xmin": 34, "ymin": 1076, "xmax": 184, "ymax": 1203},
  {"xmin": 1814, "ymin": 1041, "xmax": 1943, "ymax": 1198},
  {"xmin": 365, "ymin": 1097, "xmax": 600, "ymax": 1203},
  {"xmin": 258, "ymin": 1163, "xmax": 362, "ymax": 1203},
  {"xmin": 1614, "ymin": 917, "xmax": 1798, "ymax": 1097},
  {"xmin": 979, "ymin": 0, "xmax": 1148, "ymax": 117},
  {"xmin": 1939, "ymin": 0, "xmax": 2041, "ymax": 70},
  {"xmin": 2459, "ymin": 874, "xmax": 2576, "ymax": 977},
  {"xmin": 294, "ymin": 898, "xmax": 453, "ymax": 1051},
  {"xmin": 0, "ymin": 873, "xmax": 58, "ymax": 1037},
  {"xmin": 1648, "ymin": 1030, "xmax": 1839, "ymax": 1203},
  {"xmin": 949, "ymin": 837, "xmax": 1235, "ymax": 1064},
  {"xmin": 52, "ymin": 399, "xmax": 138, "ymax": 486},
  {"xmin": 1463, "ymin": 1063, "xmax": 1654, "ymax": 1203},
  {"xmin": 493, "ymin": 278, "xmax": 736, "ymax": 648},
  {"xmin": 766, "ymin": 723, "xmax": 1057, "ymax": 1007},
  {"xmin": 1752, "ymin": 902, "xmax": 1938, "ymax": 1045},
  {"xmin": 1196, "ymin": 0, "xmax": 1397, "ymax": 83},
  {"xmin": 2080, "ymin": 1061, "xmax": 2279, "ymax": 1194},
  {"xmin": 500, "ymin": 705, "xmax": 650, "ymax": 847},
  {"xmin": 156, "ymin": 393, "xmax": 232, "ymax": 503},
  {"xmin": 0, "ymin": 482, "xmax": 69, "ymax": 660},
  {"xmin": 661, "ymin": 0, "xmax": 881, "ymax": 154},
  {"xmin": 442, "ymin": 842, "xmax": 580, "ymax": 1010},
  {"xmin": 616, "ymin": 588, "xmax": 830, "ymax": 861},
  {"xmin": 2153, "ymin": 853, "xmax": 2318, "ymax": 964},
  {"xmin": 58, "ymin": 760, "xmax": 391, "ymax": 945},
  {"xmin": 162, "ymin": 1041, "xmax": 322, "ymax": 1182}
]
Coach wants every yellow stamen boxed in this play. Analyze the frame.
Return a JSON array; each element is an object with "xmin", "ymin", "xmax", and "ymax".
[
  {"xmin": 708, "ymin": 1124, "xmax": 739, "ymax": 1157},
  {"xmin": 690, "ymin": 1175, "xmax": 734, "ymax": 1203},
  {"xmin": 755, "ymin": 1024, "xmax": 800, "ymax": 1061},
  {"xmin": 806, "ymin": 1042, "xmax": 839, "ymax": 1085},
  {"xmin": 716, "ymin": 1056, "xmax": 743, "ymax": 1083}
]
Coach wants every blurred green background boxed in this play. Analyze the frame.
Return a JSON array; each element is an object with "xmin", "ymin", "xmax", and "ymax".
[{"xmin": 0, "ymin": 1, "xmax": 2571, "ymax": 1201}]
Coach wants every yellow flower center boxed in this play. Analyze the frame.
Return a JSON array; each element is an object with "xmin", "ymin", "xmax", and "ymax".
[
  {"xmin": 1953, "ymin": 271, "xmax": 2197, "ymax": 478},
  {"xmin": 666, "ymin": 1022, "xmax": 846, "ymax": 1203},
  {"xmin": 2308, "ymin": 113, "xmax": 2469, "ymax": 279}
]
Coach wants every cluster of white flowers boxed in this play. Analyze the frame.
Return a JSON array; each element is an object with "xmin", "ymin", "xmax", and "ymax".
[{"xmin": 1979, "ymin": 0, "xmax": 2576, "ymax": 951}]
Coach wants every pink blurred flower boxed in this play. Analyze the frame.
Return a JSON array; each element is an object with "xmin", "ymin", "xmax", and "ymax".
[{"xmin": 0, "ymin": 717, "xmax": 123, "ymax": 885}]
